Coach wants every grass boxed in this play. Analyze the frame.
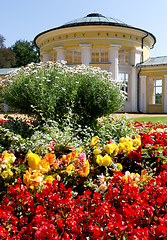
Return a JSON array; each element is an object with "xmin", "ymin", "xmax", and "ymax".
[{"xmin": 128, "ymin": 116, "xmax": 167, "ymax": 125}]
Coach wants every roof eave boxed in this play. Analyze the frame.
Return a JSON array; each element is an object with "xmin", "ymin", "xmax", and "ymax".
[{"xmin": 34, "ymin": 23, "xmax": 156, "ymax": 48}]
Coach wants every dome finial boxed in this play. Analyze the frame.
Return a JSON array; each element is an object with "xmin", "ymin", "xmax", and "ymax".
[{"xmin": 86, "ymin": 13, "xmax": 104, "ymax": 18}]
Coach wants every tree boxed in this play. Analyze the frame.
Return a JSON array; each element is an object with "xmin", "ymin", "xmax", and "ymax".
[
  {"xmin": 10, "ymin": 40, "xmax": 40, "ymax": 67},
  {"xmin": 0, "ymin": 34, "xmax": 5, "ymax": 48},
  {"xmin": 0, "ymin": 34, "xmax": 16, "ymax": 68}
]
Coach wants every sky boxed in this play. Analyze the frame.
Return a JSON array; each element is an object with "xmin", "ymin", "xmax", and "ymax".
[{"xmin": 1, "ymin": 0, "xmax": 167, "ymax": 57}]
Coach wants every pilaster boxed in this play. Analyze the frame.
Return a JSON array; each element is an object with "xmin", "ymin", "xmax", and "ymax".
[
  {"xmin": 139, "ymin": 75, "xmax": 147, "ymax": 113},
  {"xmin": 164, "ymin": 75, "xmax": 167, "ymax": 113}
]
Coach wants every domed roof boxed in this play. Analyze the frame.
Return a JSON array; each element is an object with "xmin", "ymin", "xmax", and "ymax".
[
  {"xmin": 60, "ymin": 13, "xmax": 130, "ymax": 28},
  {"xmin": 34, "ymin": 12, "xmax": 156, "ymax": 48}
]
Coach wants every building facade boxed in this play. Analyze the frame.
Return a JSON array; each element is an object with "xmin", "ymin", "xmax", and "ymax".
[{"xmin": 1, "ymin": 13, "xmax": 167, "ymax": 113}]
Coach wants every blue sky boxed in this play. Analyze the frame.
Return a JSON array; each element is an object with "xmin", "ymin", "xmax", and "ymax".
[{"xmin": 1, "ymin": 0, "xmax": 167, "ymax": 57}]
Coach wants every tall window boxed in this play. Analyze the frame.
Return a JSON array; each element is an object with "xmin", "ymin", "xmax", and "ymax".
[
  {"xmin": 91, "ymin": 49, "xmax": 108, "ymax": 63},
  {"xmin": 66, "ymin": 50, "xmax": 81, "ymax": 64},
  {"xmin": 148, "ymin": 77, "xmax": 162, "ymax": 104},
  {"xmin": 118, "ymin": 49, "xmax": 129, "ymax": 65},
  {"xmin": 119, "ymin": 73, "xmax": 129, "ymax": 100}
]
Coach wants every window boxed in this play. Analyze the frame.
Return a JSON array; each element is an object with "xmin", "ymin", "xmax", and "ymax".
[
  {"xmin": 148, "ymin": 77, "xmax": 162, "ymax": 104},
  {"xmin": 119, "ymin": 73, "xmax": 129, "ymax": 100},
  {"xmin": 118, "ymin": 49, "xmax": 129, "ymax": 65},
  {"xmin": 91, "ymin": 49, "xmax": 108, "ymax": 63},
  {"xmin": 66, "ymin": 50, "xmax": 81, "ymax": 64}
]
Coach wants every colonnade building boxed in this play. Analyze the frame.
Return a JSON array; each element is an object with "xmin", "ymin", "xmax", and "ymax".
[{"xmin": 34, "ymin": 13, "xmax": 166, "ymax": 113}]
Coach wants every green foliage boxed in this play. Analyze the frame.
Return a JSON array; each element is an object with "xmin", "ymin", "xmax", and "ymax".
[
  {"xmin": 3, "ymin": 61, "xmax": 125, "ymax": 127},
  {"xmin": 10, "ymin": 40, "xmax": 39, "ymax": 67},
  {"xmin": 0, "ymin": 116, "xmax": 94, "ymax": 155},
  {"xmin": 0, "ymin": 113, "xmax": 133, "ymax": 156},
  {"xmin": 96, "ymin": 115, "xmax": 134, "ymax": 143}
]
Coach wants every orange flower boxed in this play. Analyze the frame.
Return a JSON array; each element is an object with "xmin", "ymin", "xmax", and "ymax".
[
  {"xmin": 78, "ymin": 160, "xmax": 90, "ymax": 177},
  {"xmin": 44, "ymin": 153, "xmax": 56, "ymax": 165},
  {"xmin": 39, "ymin": 160, "xmax": 50, "ymax": 174},
  {"xmin": 23, "ymin": 168, "xmax": 44, "ymax": 190}
]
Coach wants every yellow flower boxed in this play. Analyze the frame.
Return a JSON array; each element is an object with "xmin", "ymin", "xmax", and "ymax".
[
  {"xmin": 135, "ymin": 134, "xmax": 141, "ymax": 139},
  {"xmin": 118, "ymin": 142, "xmax": 124, "ymax": 151},
  {"xmin": 133, "ymin": 139, "xmax": 141, "ymax": 148},
  {"xmin": 133, "ymin": 135, "xmax": 141, "ymax": 149},
  {"xmin": 1, "ymin": 168, "xmax": 13, "ymax": 178},
  {"xmin": 93, "ymin": 149, "xmax": 102, "ymax": 155},
  {"xmin": 90, "ymin": 136, "xmax": 99, "ymax": 146},
  {"xmin": 2, "ymin": 151, "xmax": 16, "ymax": 165},
  {"xmin": 77, "ymin": 147, "xmax": 84, "ymax": 153},
  {"xmin": 119, "ymin": 137, "xmax": 126, "ymax": 143},
  {"xmin": 66, "ymin": 164, "xmax": 75, "ymax": 174},
  {"xmin": 45, "ymin": 175, "xmax": 55, "ymax": 184},
  {"xmin": 104, "ymin": 143, "xmax": 119, "ymax": 156},
  {"xmin": 118, "ymin": 137, "xmax": 134, "ymax": 154},
  {"xmin": 102, "ymin": 154, "xmax": 112, "ymax": 166},
  {"xmin": 117, "ymin": 163, "xmax": 123, "ymax": 171},
  {"xmin": 78, "ymin": 160, "xmax": 90, "ymax": 177},
  {"xmin": 96, "ymin": 155, "xmax": 103, "ymax": 166},
  {"xmin": 26, "ymin": 152, "xmax": 41, "ymax": 170}
]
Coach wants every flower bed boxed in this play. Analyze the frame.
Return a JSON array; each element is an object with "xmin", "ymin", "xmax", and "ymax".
[{"xmin": 0, "ymin": 120, "xmax": 167, "ymax": 239}]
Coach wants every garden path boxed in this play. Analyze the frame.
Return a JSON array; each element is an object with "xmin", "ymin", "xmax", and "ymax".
[{"xmin": 0, "ymin": 112, "xmax": 167, "ymax": 120}]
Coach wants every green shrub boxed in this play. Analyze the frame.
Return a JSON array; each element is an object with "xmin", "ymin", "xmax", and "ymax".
[
  {"xmin": 2, "ymin": 61, "xmax": 126, "ymax": 126},
  {"xmin": 96, "ymin": 115, "xmax": 134, "ymax": 143},
  {"xmin": 0, "ymin": 113, "xmax": 134, "ymax": 155},
  {"xmin": 0, "ymin": 112, "xmax": 94, "ymax": 154}
]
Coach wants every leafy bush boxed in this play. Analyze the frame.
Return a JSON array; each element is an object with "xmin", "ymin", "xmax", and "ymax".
[
  {"xmin": 0, "ymin": 114, "xmax": 134, "ymax": 155},
  {"xmin": 97, "ymin": 115, "xmax": 134, "ymax": 143},
  {"xmin": 0, "ymin": 115, "xmax": 94, "ymax": 155},
  {"xmin": 2, "ymin": 61, "xmax": 126, "ymax": 126}
]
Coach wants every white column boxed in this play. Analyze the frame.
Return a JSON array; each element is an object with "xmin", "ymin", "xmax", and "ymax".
[
  {"xmin": 41, "ymin": 51, "xmax": 50, "ymax": 63},
  {"xmin": 80, "ymin": 44, "xmax": 92, "ymax": 66},
  {"xmin": 164, "ymin": 75, "xmax": 167, "ymax": 113},
  {"xmin": 108, "ymin": 44, "xmax": 121, "ymax": 80},
  {"xmin": 131, "ymin": 47, "xmax": 143, "ymax": 66},
  {"xmin": 130, "ymin": 48, "xmax": 143, "ymax": 112},
  {"xmin": 140, "ymin": 75, "xmax": 147, "ymax": 113},
  {"xmin": 53, "ymin": 46, "xmax": 65, "ymax": 61},
  {"xmin": 130, "ymin": 67, "xmax": 138, "ymax": 112}
]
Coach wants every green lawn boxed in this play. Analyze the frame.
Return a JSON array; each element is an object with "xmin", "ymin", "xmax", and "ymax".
[{"xmin": 128, "ymin": 116, "xmax": 167, "ymax": 125}]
